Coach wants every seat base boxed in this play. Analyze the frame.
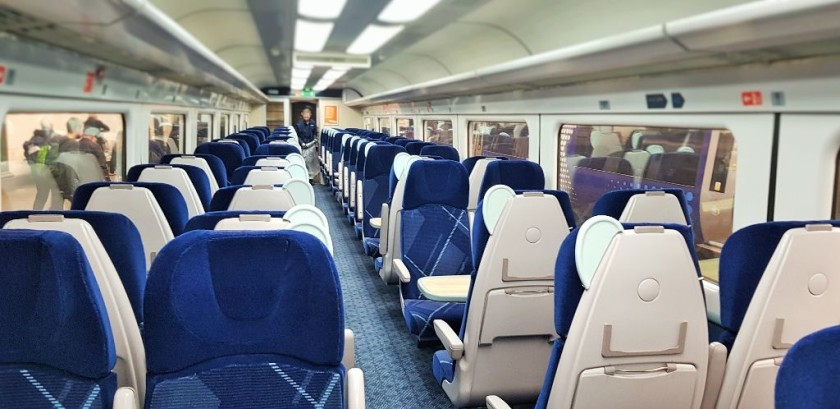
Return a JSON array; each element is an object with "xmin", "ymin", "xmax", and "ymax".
[{"xmin": 403, "ymin": 299, "xmax": 465, "ymax": 342}]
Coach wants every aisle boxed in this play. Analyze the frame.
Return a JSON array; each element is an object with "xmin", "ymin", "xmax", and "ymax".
[{"xmin": 314, "ymin": 186, "xmax": 454, "ymax": 409}]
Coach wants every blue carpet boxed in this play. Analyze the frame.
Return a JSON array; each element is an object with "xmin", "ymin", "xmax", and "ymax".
[{"xmin": 314, "ymin": 186, "xmax": 457, "ymax": 408}]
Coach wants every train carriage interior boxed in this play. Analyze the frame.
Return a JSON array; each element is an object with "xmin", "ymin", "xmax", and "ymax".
[{"xmin": 3, "ymin": 0, "xmax": 840, "ymax": 408}]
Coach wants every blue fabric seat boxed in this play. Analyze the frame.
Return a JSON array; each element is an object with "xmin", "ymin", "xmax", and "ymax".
[
  {"xmin": 143, "ymin": 230, "xmax": 346, "ymax": 408},
  {"xmin": 398, "ymin": 160, "xmax": 472, "ymax": 341},
  {"xmin": 242, "ymin": 155, "xmax": 290, "ymax": 167},
  {"xmin": 478, "ymin": 160, "xmax": 545, "ymax": 200},
  {"xmin": 592, "ymin": 188, "xmax": 690, "ymax": 222},
  {"xmin": 195, "ymin": 142, "xmax": 246, "ymax": 179},
  {"xmin": 127, "ymin": 164, "xmax": 213, "ymax": 212},
  {"xmin": 72, "ymin": 181, "xmax": 189, "ymax": 236},
  {"xmin": 161, "ymin": 153, "xmax": 228, "ymax": 189},
  {"xmin": 421, "ymin": 145, "xmax": 460, "ymax": 161},
  {"xmin": 265, "ymin": 136, "xmax": 294, "ymax": 143},
  {"xmin": 210, "ymin": 185, "xmax": 249, "ymax": 211},
  {"xmin": 361, "ymin": 145, "xmax": 406, "ymax": 257},
  {"xmin": 405, "ymin": 141, "xmax": 433, "ymax": 155},
  {"xmin": 461, "ymin": 156, "xmax": 506, "ymax": 176},
  {"xmin": 394, "ymin": 139, "xmax": 412, "ymax": 147},
  {"xmin": 227, "ymin": 133, "xmax": 260, "ymax": 154},
  {"xmin": 218, "ymin": 138, "xmax": 251, "ymax": 157},
  {"xmin": 0, "ymin": 210, "xmax": 147, "ymax": 325},
  {"xmin": 240, "ymin": 129, "xmax": 265, "ymax": 143},
  {"xmin": 0, "ymin": 229, "xmax": 117, "ymax": 408},
  {"xmin": 776, "ymin": 326, "xmax": 840, "ymax": 409},
  {"xmin": 255, "ymin": 144, "xmax": 301, "ymax": 156},
  {"xmin": 184, "ymin": 211, "xmax": 287, "ymax": 232}
]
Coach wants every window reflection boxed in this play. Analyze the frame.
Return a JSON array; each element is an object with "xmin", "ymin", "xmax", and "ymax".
[
  {"xmin": 423, "ymin": 120, "xmax": 453, "ymax": 145},
  {"xmin": 469, "ymin": 121, "xmax": 529, "ymax": 159}
]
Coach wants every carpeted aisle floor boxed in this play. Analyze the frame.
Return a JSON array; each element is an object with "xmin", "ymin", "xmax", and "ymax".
[{"xmin": 314, "ymin": 185, "xmax": 456, "ymax": 409}]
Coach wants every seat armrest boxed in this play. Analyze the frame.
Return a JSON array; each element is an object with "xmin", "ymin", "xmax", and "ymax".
[
  {"xmin": 486, "ymin": 395, "xmax": 512, "ymax": 409},
  {"xmin": 369, "ymin": 218, "xmax": 381, "ymax": 229},
  {"xmin": 113, "ymin": 387, "xmax": 139, "ymax": 409},
  {"xmin": 434, "ymin": 320, "xmax": 464, "ymax": 360},
  {"xmin": 343, "ymin": 328, "xmax": 356, "ymax": 369},
  {"xmin": 700, "ymin": 342, "xmax": 728, "ymax": 409},
  {"xmin": 347, "ymin": 368, "xmax": 365, "ymax": 409},
  {"xmin": 356, "ymin": 180, "xmax": 364, "ymax": 221},
  {"xmin": 378, "ymin": 203, "xmax": 390, "ymax": 254},
  {"xmin": 393, "ymin": 259, "xmax": 411, "ymax": 283}
]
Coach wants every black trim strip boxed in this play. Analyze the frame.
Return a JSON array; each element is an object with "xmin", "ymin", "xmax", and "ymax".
[{"xmin": 767, "ymin": 114, "xmax": 781, "ymax": 221}]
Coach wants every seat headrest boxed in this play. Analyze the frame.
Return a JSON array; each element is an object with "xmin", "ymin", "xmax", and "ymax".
[
  {"xmin": 185, "ymin": 211, "xmax": 287, "ymax": 232},
  {"xmin": 242, "ymin": 155, "xmax": 288, "ymax": 168},
  {"xmin": 72, "ymin": 181, "xmax": 189, "ymax": 235},
  {"xmin": 405, "ymin": 141, "xmax": 432, "ymax": 155},
  {"xmin": 194, "ymin": 142, "xmax": 246, "ymax": 178},
  {"xmin": 143, "ymin": 230, "xmax": 343, "ymax": 373},
  {"xmin": 161, "ymin": 154, "xmax": 228, "ymax": 188},
  {"xmin": 394, "ymin": 139, "xmax": 413, "ymax": 147},
  {"xmin": 0, "ymin": 229, "xmax": 115, "ymax": 378},
  {"xmin": 366, "ymin": 145, "xmax": 406, "ymax": 179},
  {"xmin": 776, "ymin": 325, "xmax": 840, "ymax": 409},
  {"xmin": 421, "ymin": 145, "xmax": 460, "ymax": 161},
  {"xmin": 478, "ymin": 160, "xmax": 545, "ymax": 200},
  {"xmin": 402, "ymin": 160, "xmax": 469, "ymax": 210},
  {"xmin": 126, "ymin": 164, "xmax": 213, "ymax": 210},
  {"xmin": 592, "ymin": 189, "xmax": 690, "ymax": 225},
  {"xmin": 255, "ymin": 144, "xmax": 300, "ymax": 156}
]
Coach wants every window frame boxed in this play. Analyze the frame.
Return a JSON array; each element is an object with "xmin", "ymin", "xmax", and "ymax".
[
  {"xmin": 458, "ymin": 115, "xmax": 539, "ymax": 161},
  {"xmin": 420, "ymin": 115, "xmax": 458, "ymax": 148},
  {"xmin": 377, "ymin": 116, "xmax": 392, "ymax": 135},
  {"xmin": 396, "ymin": 117, "xmax": 416, "ymax": 139}
]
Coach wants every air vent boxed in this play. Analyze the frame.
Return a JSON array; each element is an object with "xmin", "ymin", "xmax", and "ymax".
[{"xmin": 293, "ymin": 52, "xmax": 371, "ymax": 69}]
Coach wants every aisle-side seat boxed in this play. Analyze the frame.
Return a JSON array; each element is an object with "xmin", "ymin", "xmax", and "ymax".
[
  {"xmin": 467, "ymin": 158, "xmax": 500, "ymax": 215},
  {"xmin": 229, "ymin": 164, "xmax": 308, "ymax": 186},
  {"xmin": 421, "ymin": 145, "xmax": 460, "ymax": 162},
  {"xmin": 209, "ymin": 180, "xmax": 314, "ymax": 212},
  {"xmin": 360, "ymin": 145, "xmax": 406, "ymax": 257},
  {"xmin": 433, "ymin": 187, "xmax": 572, "ymax": 407},
  {"xmin": 194, "ymin": 142, "xmax": 246, "ymax": 179},
  {"xmin": 161, "ymin": 154, "xmax": 227, "ymax": 193},
  {"xmin": 709, "ymin": 221, "xmax": 840, "ymax": 409},
  {"xmin": 218, "ymin": 138, "xmax": 251, "ymax": 156},
  {"xmin": 775, "ymin": 325, "xmax": 840, "ymax": 409},
  {"xmin": 351, "ymin": 141, "xmax": 380, "ymax": 230},
  {"xmin": 0, "ymin": 230, "xmax": 130, "ymax": 408},
  {"xmin": 256, "ymin": 143, "xmax": 301, "ymax": 156},
  {"xmin": 72, "ymin": 182, "xmax": 188, "ymax": 266},
  {"xmin": 344, "ymin": 138, "xmax": 366, "ymax": 215},
  {"xmin": 0, "ymin": 214, "xmax": 147, "ymax": 403},
  {"xmin": 243, "ymin": 155, "xmax": 289, "ymax": 168},
  {"xmin": 490, "ymin": 217, "xmax": 708, "ymax": 409},
  {"xmin": 379, "ymin": 154, "xmax": 427, "ymax": 282},
  {"xmin": 593, "ymin": 188, "xmax": 690, "ymax": 225},
  {"xmin": 406, "ymin": 141, "xmax": 433, "ymax": 155},
  {"xmin": 228, "ymin": 133, "xmax": 260, "ymax": 154},
  {"xmin": 142, "ymin": 230, "xmax": 363, "ymax": 408},
  {"xmin": 127, "ymin": 164, "xmax": 211, "ymax": 218},
  {"xmin": 392, "ymin": 160, "xmax": 472, "ymax": 342}
]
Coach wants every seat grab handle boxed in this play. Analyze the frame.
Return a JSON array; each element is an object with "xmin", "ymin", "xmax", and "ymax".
[{"xmin": 602, "ymin": 322, "xmax": 687, "ymax": 358}]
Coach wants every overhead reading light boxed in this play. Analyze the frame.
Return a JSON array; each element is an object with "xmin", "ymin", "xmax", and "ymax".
[
  {"xmin": 298, "ymin": 0, "xmax": 347, "ymax": 19},
  {"xmin": 378, "ymin": 0, "xmax": 441, "ymax": 23},
  {"xmin": 291, "ymin": 67, "xmax": 312, "ymax": 79},
  {"xmin": 294, "ymin": 20, "xmax": 334, "ymax": 52},
  {"xmin": 346, "ymin": 24, "xmax": 404, "ymax": 55},
  {"xmin": 321, "ymin": 69, "xmax": 349, "ymax": 81}
]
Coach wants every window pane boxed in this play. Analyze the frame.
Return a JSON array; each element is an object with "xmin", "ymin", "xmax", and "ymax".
[
  {"xmin": 557, "ymin": 124, "xmax": 737, "ymax": 282},
  {"xmin": 364, "ymin": 117, "xmax": 374, "ymax": 131},
  {"xmin": 397, "ymin": 118, "xmax": 415, "ymax": 138},
  {"xmin": 1, "ymin": 112, "xmax": 125, "ymax": 211},
  {"xmin": 469, "ymin": 121, "xmax": 529, "ymax": 159},
  {"xmin": 149, "ymin": 113, "xmax": 185, "ymax": 163},
  {"xmin": 220, "ymin": 114, "xmax": 228, "ymax": 137},
  {"xmin": 197, "ymin": 113, "xmax": 213, "ymax": 145},
  {"xmin": 423, "ymin": 120, "xmax": 453, "ymax": 145},
  {"xmin": 379, "ymin": 117, "xmax": 391, "ymax": 135}
]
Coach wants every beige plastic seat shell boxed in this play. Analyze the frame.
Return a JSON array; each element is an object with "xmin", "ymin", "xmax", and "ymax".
[
  {"xmin": 380, "ymin": 156, "xmax": 429, "ymax": 284},
  {"xmin": 619, "ymin": 191, "xmax": 688, "ymax": 225},
  {"xmin": 439, "ymin": 189, "xmax": 570, "ymax": 407},
  {"xmin": 228, "ymin": 186, "xmax": 296, "ymax": 211},
  {"xmin": 467, "ymin": 158, "xmax": 499, "ymax": 212},
  {"xmin": 2, "ymin": 216, "xmax": 147, "ymax": 406},
  {"xmin": 84, "ymin": 184, "xmax": 173, "ymax": 267},
  {"xmin": 712, "ymin": 225, "xmax": 840, "ymax": 409},
  {"xmin": 137, "ymin": 166, "xmax": 205, "ymax": 218},
  {"xmin": 214, "ymin": 214, "xmax": 289, "ymax": 231},
  {"xmin": 255, "ymin": 157, "xmax": 290, "ymax": 167},
  {"xmin": 170, "ymin": 156, "xmax": 220, "ymax": 194}
]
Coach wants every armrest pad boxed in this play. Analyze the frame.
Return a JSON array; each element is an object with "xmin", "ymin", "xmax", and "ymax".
[
  {"xmin": 343, "ymin": 328, "xmax": 356, "ymax": 369},
  {"xmin": 370, "ymin": 218, "xmax": 381, "ymax": 229},
  {"xmin": 356, "ymin": 180, "xmax": 364, "ymax": 221},
  {"xmin": 434, "ymin": 320, "xmax": 464, "ymax": 360},
  {"xmin": 379, "ymin": 203, "xmax": 390, "ymax": 254},
  {"xmin": 113, "ymin": 387, "xmax": 138, "ymax": 409},
  {"xmin": 393, "ymin": 259, "xmax": 411, "ymax": 283},
  {"xmin": 486, "ymin": 395, "xmax": 512, "ymax": 409},
  {"xmin": 347, "ymin": 368, "xmax": 366, "ymax": 409},
  {"xmin": 700, "ymin": 342, "xmax": 728, "ymax": 409}
]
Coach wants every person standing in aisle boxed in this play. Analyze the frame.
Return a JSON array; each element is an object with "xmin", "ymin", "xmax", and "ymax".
[{"xmin": 294, "ymin": 107, "xmax": 321, "ymax": 183}]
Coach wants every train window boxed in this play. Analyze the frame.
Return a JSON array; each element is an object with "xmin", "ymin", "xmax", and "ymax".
[
  {"xmin": 468, "ymin": 121, "xmax": 529, "ymax": 159},
  {"xmin": 364, "ymin": 117, "xmax": 374, "ymax": 131},
  {"xmin": 220, "ymin": 114, "xmax": 229, "ymax": 137},
  {"xmin": 149, "ymin": 113, "xmax": 185, "ymax": 163},
  {"xmin": 243, "ymin": 115, "xmax": 249, "ymax": 129},
  {"xmin": 0, "ymin": 112, "xmax": 126, "ymax": 211},
  {"xmin": 197, "ymin": 113, "xmax": 213, "ymax": 145},
  {"xmin": 424, "ymin": 120, "xmax": 453, "ymax": 145},
  {"xmin": 397, "ymin": 118, "xmax": 415, "ymax": 138},
  {"xmin": 557, "ymin": 124, "xmax": 737, "ymax": 282},
  {"xmin": 379, "ymin": 117, "xmax": 391, "ymax": 135}
]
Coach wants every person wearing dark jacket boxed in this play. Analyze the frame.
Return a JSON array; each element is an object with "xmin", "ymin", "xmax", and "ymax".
[
  {"xmin": 79, "ymin": 127, "xmax": 110, "ymax": 181},
  {"xmin": 294, "ymin": 107, "xmax": 320, "ymax": 183}
]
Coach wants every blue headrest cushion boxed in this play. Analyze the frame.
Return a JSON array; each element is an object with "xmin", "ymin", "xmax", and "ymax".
[
  {"xmin": 184, "ymin": 211, "xmax": 287, "ymax": 232},
  {"xmin": 242, "ymin": 155, "xmax": 288, "ymax": 167},
  {"xmin": 402, "ymin": 160, "xmax": 468, "ymax": 210},
  {"xmin": 194, "ymin": 142, "xmax": 246, "ymax": 178},
  {"xmin": 143, "ymin": 230, "xmax": 343, "ymax": 374},
  {"xmin": 0, "ymin": 210, "xmax": 147, "ymax": 324},
  {"xmin": 421, "ymin": 145, "xmax": 459, "ymax": 161},
  {"xmin": 366, "ymin": 145, "xmax": 406, "ymax": 180},
  {"xmin": 478, "ymin": 160, "xmax": 545, "ymax": 199},
  {"xmin": 228, "ymin": 133, "xmax": 260, "ymax": 152},
  {"xmin": 775, "ymin": 325, "xmax": 840, "ymax": 409},
  {"xmin": 72, "ymin": 182, "xmax": 189, "ymax": 236},
  {"xmin": 592, "ymin": 188, "xmax": 689, "ymax": 222},
  {"xmin": 394, "ymin": 139, "xmax": 412, "ymax": 147},
  {"xmin": 218, "ymin": 138, "xmax": 251, "ymax": 157},
  {"xmin": 405, "ymin": 141, "xmax": 431, "ymax": 155},
  {"xmin": 126, "ymin": 164, "xmax": 212, "ymax": 211},
  {"xmin": 161, "ymin": 154, "xmax": 229, "ymax": 188},
  {"xmin": 255, "ymin": 144, "xmax": 300, "ymax": 156},
  {"xmin": 0, "ymin": 229, "xmax": 115, "ymax": 378}
]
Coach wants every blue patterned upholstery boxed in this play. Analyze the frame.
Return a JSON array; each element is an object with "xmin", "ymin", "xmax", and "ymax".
[
  {"xmin": 776, "ymin": 325, "xmax": 840, "ymax": 409},
  {"xmin": 0, "ymin": 230, "xmax": 116, "ymax": 408},
  {"xmin": 161, "ymin": 154, "xmax": 229, "ymax": 188},
  {"xmin": 717, "ymin": 221, "xmax": 840, "ymax": 350},
  {"xmin": 184, "ymin": 211, "xmax": 287, "ymax": 232},
  {"xmin": 256, "ymin": 144, "xmax": 301, "ymax": 156},
  {"xmin": 478, "ymin": 160, "xmax": 545, "ymax": 200},
  {"xmin": 227, "ymin": 133, "xmax": 260, "ymax": 153},
  {"xmin": 420, "ymin": 145, "xmax": 459, "ymax": 161},
  {"xmin": 127, "ymin": 164, "xmax": 213, "ymax": 211},
  {"xmin": 0, "ymin": 210, "xmax": 146, "ymax": 324},
  {"xmin": 592, "ymin": 188, "xmax": 690, "ymax": 222},
  {"xmin": 73, "ymin": 181, "xmax": 189, "ymax": 236},
  {"xmin": 195, "ymin": 142, "xmax": 246, "ymax": 179},
  {"xmin": 362, "ymin": 145, "xmax": 406, "ymax": 255},
  {"xmin": 144, "ymin": 230, "xmax": 345, "ymax": 408},
  {"xmin": 399, "ymin": 161, "xmax": 471, "ymax": 340}
]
